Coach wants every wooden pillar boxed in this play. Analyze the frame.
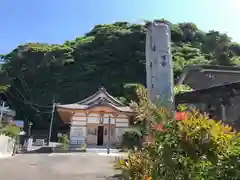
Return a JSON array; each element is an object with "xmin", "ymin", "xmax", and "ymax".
[{"xmin": 84, "ymin": 111, "xmax": 89, "ymax": 145}]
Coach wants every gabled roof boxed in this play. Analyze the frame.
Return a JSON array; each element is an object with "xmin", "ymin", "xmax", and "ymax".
[
  {"xmin": 77, "ymin": 87, "xmax": 125, "ymax": 106},
  {"xmin": 56, "ymin": 87, "xmax": 133, "ymax": 113},
  {"xmin": 177, "ymin": 65, "xmax": 240, "ymax": 85}
]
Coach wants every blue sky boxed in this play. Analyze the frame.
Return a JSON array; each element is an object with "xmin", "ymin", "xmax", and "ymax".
[{"xmin": 1, "ymin": 0, "xmax": 240, "ymax": 54}]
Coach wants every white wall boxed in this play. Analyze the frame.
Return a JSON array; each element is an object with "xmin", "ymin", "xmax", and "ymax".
[
  {"xmin": 69, "ymin": 112, "xmax": 131, "ymax": 145},
  {"xmin": 0, "ymin": 134, "xmax": 15, "ymax": 156}
]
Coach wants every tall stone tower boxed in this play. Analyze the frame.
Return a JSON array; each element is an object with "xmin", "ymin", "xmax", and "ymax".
[{"xmin": 145, "ymin": 21, "xmax": 174, "ymax": 110}]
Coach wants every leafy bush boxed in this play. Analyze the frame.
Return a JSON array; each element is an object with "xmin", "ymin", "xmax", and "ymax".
[
  {"xmin": 81, "ymin": 143, "xmax": 87, "ymax": 152},
  {"xmin": 118, "ymin": 86, "xmax": 240, "ymax": 180},
  {"xmin": 60, "ymin": 134, "xmax": 69, "ymax": 150},
  {"xmin": 121, "ymin": 131, "xmax": 142, "ymax": 149},
  {"xmin": 0, "ymin": 123, "xmax": 20, "ymax": 138},
  {"xmin": 174, "ymin": 84, "xmax": 193, "ymax": 95},
  {"xmin": 117, "ymin": 150, "xmax": 152, "ymax": 179}
]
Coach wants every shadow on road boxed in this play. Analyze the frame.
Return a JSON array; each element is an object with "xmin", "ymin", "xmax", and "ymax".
[
  {"xmin": 19, "ymin": 147, "xmax": 53, "ymax": 154},
  {"xmin": 107, "ymin": 174, "xmax": 124, "ymax": 179}
]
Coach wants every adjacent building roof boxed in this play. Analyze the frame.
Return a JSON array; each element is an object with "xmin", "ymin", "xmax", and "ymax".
[
  {"xmin": 56, "ymin": 87, "xmax": 133, "ymax": 113},
  {"xmin": 175, "ymin": 65, "xmax": 240, "ymax": 104},
  {"xmin": 175, "ymin": 80, "xmax": 240, "ymax": 104},
  {"xmin": 177, "ymin": 65, "xmax": 240, "ymax": 85},
  {"xmin": 1, "ymin": 107, "xmax": 16, "ymax": 117}
]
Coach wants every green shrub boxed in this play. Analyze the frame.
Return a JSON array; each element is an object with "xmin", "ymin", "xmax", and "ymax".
[
  {"xmin": 0, "ymin": 123, "xmax": 20, "ymax": 138},
  {"xmin": 60, "ymin": 134, "xmax": 69, "ymax": 150},
  {"xmin": 118, "ymin": 86, "xmax": 240, "ymax": 180},
  {"xmin": 81, "ymin": 143, "xmax": 87, "ymax": 152},
  {"xmin": 121, "ymin": 131, "xmax": 141, "ymax": 149},
  {"xmin": 117, "ymin": 150, "xmax": 152, "ymax": 180},
  {"xmin": 120, "ymin": 109, "xmax": 240, "ymax": 179}
]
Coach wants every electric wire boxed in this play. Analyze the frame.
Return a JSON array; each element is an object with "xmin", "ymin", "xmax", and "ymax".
[
  {"xmin": 1, "ymin": 56, "xmax": 60, "ymax": 132},
  {"xmin": 2, "ymin": 76, "xmax": 54, "ymax": 118}
]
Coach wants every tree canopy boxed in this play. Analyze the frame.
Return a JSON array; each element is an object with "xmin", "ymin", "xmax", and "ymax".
[{"xmin": 1, "ymin": 20, "xmax": 240, "ymax": 129}]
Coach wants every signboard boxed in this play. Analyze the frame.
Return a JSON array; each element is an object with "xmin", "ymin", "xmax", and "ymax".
[
  {"xmin": 19, "ymin": 131, "xmax": 26, "ymax": 135},
  {"xmin": 9, "ymin": 120, "xmax": 24, "ymax": 127}
]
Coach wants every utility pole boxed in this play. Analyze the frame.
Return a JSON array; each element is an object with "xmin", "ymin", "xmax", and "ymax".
[
  {"xmin": 0, "ymin": 101, "xmax": 5, "ymax": 122},
  {"xmin": 28, "ymin": 121, "xmax": 33, "ymax": 137},
  {"xmin": 48, "ymin": 95, "xmax": 55, "ymax": 146},
  {"xmin": 107, "ymin": 115, "xmax": 111, "ymax": 154}
]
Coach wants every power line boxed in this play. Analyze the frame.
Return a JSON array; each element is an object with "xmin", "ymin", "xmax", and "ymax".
[
  {"xmin": 3, "ymin": 91, "xmax": 53, "ymax": 120},
  {"xmin": 5, "ymin": 91, "xmax": 52, "ymax": 108},
  {"xmin": 2, "ymin": 71, "xmax": 58, "ymax": 119},
  {"xmin": 8, "ymin": 75, "xmax": 53, "ymax": 108},
  {"xmin": 18, "ymin": 75, "xmax": 32, "ymax": 99}
]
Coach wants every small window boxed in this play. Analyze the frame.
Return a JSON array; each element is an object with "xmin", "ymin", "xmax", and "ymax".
[
  {"xmin": 88, "ymin": 127, "xmax": 97, "ymax": 135},
  {"xmin": 129, "ymin": 116, "xmax": 134, "ymax": 125},
  {"xmin": 87, "ymin": 128, "xmax": 91, "ymax": 135},
  {"xmin": 162, "ymin": 55, "xmax": 166, "ymax": 60},
  {"xmin": 111, "ymin": 126, "xmax": 115, "ymax": 136},
  {"xmin": 99, "ymin": 116, "xmax": 104, "ymax": 124},
  {"xmin": 152, "ymin": 44, "xmax": 156, "ymax": 51},
  {"xmin": 104, "ymin": 128, "xmax": 108, "ymax": 136},
  {"xmin": 206, "ymin": 73, "xmax": 214, "ymax": 78},
  {"xmin": 78, "ymin": 128, "xmax": 83, "ymax": 136}
]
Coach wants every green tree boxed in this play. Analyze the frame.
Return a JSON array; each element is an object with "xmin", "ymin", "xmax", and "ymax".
[{"xmin": 1, "ymin": 20, "xmax": 240, "ymax": 129}]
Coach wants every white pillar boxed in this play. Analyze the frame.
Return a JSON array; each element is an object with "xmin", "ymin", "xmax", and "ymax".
[
  {"xmin": 146, "ymin": 22, "xmax": 174, "ymax": 110},
  {"xmin": 0, "ymin": 101, "xmax": 5, "ymax": 122},
  {"xmin": 221, "ymin": 104, "xmax": 226, "ymax": 121}
]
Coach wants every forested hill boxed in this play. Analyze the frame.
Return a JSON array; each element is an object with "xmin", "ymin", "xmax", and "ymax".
[{"xmin": 2, "ymin": 20, "xmax": 240, "ymax": 128}]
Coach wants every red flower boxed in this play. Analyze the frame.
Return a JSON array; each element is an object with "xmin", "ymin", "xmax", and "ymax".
[
  {"xmin": 175, "ymin": 112, "xmax": 187, "ymax": 121},
  {"xmin": 152, "ymin": 123, "xmax": 165, "ymax": 132},
  {"xmin": 156, "ymin": 124, "xmax": 164, "ymax": 131}
]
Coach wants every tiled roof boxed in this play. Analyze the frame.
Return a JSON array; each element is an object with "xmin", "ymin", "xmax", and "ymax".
[
  {"xmin": 177, "ymin": 65, "xmax": 240, "ymax": 85},
  {"xmin": 57, "ymin": 104, "xmax": 88, "ymax": 109},
  {"xmin": 77, "ymin": 87, "xmax": 125, "ymax": 106},
  {"xmin": 56, "ymin": 87, "xmax": 133, "ymax": 113},
  {"xmin": 175, "ymin": 80, "xmax": 240, "ymax": 104},
  {"xmin": 56, "ymin": 103, "xmax": 133, "ymax": 113},
  {"xmin": 184, "ymin": 65, "xmax": 240, "ymax": 72}
]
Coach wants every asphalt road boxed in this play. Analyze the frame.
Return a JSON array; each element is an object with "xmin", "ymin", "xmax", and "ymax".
[{"xmin": 0, "ymin": 153, "xmax": 124, "ymax": 180}]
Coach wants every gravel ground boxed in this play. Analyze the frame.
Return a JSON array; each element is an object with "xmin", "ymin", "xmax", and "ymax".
[{"xmin": 0, "ymin": 153, "xmax": 124, "ymax": 180}]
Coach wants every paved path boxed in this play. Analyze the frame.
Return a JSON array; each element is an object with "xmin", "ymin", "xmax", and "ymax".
[{"xmin": 0, "ymin": 153, "xmax": 124, "ymax": 180}]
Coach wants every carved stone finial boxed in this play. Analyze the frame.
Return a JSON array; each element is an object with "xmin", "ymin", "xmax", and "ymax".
[{"xmin": 99, "ymin": 85, "xmax": 106, "ymax": 92}]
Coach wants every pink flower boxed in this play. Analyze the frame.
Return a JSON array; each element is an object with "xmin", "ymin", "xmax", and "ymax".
[{"xmin": 152, "ymin": 124, "xmax": 165, "ymax": 132}]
